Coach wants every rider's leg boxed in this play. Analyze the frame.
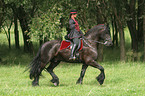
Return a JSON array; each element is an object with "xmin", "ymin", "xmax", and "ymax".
[
  {"xmin": 69, "ymin": 38, "xmax": 80, "ymax": 60},
  {"xmin": 69, "ymin": 44, "xmax": 77, "ymax": 60}
]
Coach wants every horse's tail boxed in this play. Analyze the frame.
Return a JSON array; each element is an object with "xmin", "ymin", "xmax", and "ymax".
[
  {"xmin": 27, "ymin": 40, "xmax": 61, "ymax": 79},
  {"xmin": 29, "ymin": 47, "xmax": 42, "ymax": 79}
]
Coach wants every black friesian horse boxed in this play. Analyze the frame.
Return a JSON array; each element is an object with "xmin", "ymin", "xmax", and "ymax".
[{"xmin": 28, "ymin": 24, "xmax": 113, "ymax": 86}]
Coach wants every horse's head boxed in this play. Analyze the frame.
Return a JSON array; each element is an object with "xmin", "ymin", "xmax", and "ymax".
[
  {"xmin": 98, "ymin": 24, "xmax": 113, "ymax": 46},
  {"xmin": 85, "ymin": 24, "xmax": 113, "ymax": 46}
]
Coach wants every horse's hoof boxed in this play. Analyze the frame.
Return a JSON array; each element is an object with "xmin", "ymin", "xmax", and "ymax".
[
  {"xmin": 96, "ymin": 77, "xmax": 104, "ymax": 85},
  {"xmin": 76, "ymin": 78, "xmax": 82, "ymax": 84},
  {"xmin": 32, "ymin": 82, "xmax": 39, "ymax": 86},
  {"xmin": 76, "ymin": 82, "xmax": 82, "ymax": 84},
  {"xmin": 51, "ymin": 79, "xmax": 59, "ymax": 86},
  {"xmin": 54, "ymin": 82, "xmax": 58, "ymax": 86}
]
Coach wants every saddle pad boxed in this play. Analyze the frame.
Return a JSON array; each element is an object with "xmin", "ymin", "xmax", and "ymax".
[
  {"xmin": 59, "ymin": 40, "xmax": 71, "ymax": 50},
  {"xmin": 59, "ymin": 40, "xmax": 83, "ymax": 51}
]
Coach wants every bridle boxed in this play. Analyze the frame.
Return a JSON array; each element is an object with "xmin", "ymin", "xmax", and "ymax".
[
  {"xmin": 82, "ymin": 36, "xmax": 111, "ymax": 46},
  {"xmin": 82, "ymin": 24, "xmax": 112, "ymax": 49}
]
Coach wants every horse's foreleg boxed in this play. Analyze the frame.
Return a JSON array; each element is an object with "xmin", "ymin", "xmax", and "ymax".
[
  {"xmin": 76, "ymin": 64, "xmax": 88, "ymax": 84},
  {"xmin": 96, "ymin": 65, "xmax": 105, "ymax": 85},
  {"xmin": 87, "ymin": 60, "xmax": 105, "ymax": 85},
  {"xmin": 46, "ymin": 61, "xmax": 60, "ymax": 86}
]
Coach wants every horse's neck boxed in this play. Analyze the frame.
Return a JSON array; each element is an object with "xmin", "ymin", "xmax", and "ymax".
[{"xmin": 84, "ymin": 35, "xmax": 98, "ymax": 50}]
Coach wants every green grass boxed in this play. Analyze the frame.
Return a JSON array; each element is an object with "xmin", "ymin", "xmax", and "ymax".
[{"xmin": 0, "ymin": 62, "xmax": 145, "ymax": 96}]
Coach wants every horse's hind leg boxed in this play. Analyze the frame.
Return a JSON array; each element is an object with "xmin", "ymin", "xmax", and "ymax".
[
  {"xmin": 32, "ymin": 62, "xmax": 46, "ymax": 86},
  {"xmin": 32, "ymin": 76, "xmax": 39, "ymax": 86},
  {"xmin": 76, "ymin": 64, "xmax": 88, "ymax": 84},
  {"xmin": 32, "ymin": 62, "xmax": 47, "ymax": 86},
  {"xmin": 46, "ymin": 61, "xmax": 60, "ymax": 86}
]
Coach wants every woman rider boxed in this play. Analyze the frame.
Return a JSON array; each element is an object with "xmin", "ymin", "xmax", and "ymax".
[{"xmin": 67, "ymin": 9, "xmax": 84, "ymax": 60}]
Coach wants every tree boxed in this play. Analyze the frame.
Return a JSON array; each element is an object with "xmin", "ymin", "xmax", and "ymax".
[
  {"xmin": 143, "ymin": 3, "xmax": 145, "ymax": 62},
  {"xmin": 143, "ymin": 17, "xmax": 145, "ymax": 62},
  {"xmin": 111, "ymin": 15, "xmax": 119, "ymax": 47},
  {"xmin": 124, "ymin": 0, "xmax": 145, "ymax": 61},
  {"xmin": 14, "ymin": 12, "xmax": 20, "ymax": 49},
  {"xmin": 0, "ymin": 0, "xmax": 4, "ymax": 27},
  {"xmin": 2, "ymin": 0, "xmax": 41, "ymax": 52},
  {"xmin": 109, "ymin": 0, "xmax": 126, "ymax": 61},
  {"xmin": 29, "ymin": 1, "xmax": 64, "ymax": 45},
  {"xmin": 137, "ymin": 0, "xmax": 144, "ymax": 43},
  {"xmin": 2, "ymin": 20, "xmax": 13, "ymax": 49},
  {"xmin": 96, "ymin": 0, "xmax": 111, "ymax": 61},
  {"xmin": 124, "ymin": 0, "xmax": 138, "ymax": 60},
  {"xmin": 0, "ymin": 0, "xmax": 144, "ymax": 61},
  {"xmin": 1, "ymin": 5, "xmax": 13, "ymax": 49},
  {"xmin": 11, "ymin": 4, "xmax": 20, "ymax": 49},
  {"xmin": 17, "ymin": 5, "xmax": 33, "ymax": 52}
]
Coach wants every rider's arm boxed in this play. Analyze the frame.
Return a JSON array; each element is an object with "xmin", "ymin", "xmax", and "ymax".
[{"xmin": 69, "ymin": 19, "xmax": 75, "ymax": 30}]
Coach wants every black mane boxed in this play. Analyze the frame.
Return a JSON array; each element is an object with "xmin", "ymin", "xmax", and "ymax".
[{"xmin": 85, "ymin": 24, "xmax": 106, "ymax": 36}]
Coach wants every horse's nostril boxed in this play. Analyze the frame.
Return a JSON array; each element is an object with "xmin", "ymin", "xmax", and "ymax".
[{"xmin": 110, "ymin": 43, "xmax": 113, "ymax": 46}]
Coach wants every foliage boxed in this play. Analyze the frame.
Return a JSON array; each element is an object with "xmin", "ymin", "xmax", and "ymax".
[
  {"xmin": 29, "ymin": 5, "xmax": 64, "ymax": 41},
  {"xmin": 0, "ymin": 0, "xmax": 145, "ymax": 61}
]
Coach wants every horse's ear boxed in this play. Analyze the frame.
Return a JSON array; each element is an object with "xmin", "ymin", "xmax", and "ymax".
[
  {"xmin": 106, "ymin": 24, "xmax": 110, "ymax": 34},
  {"xmin": 106, "ymin": 24, "xmax": 109, "ymax": 30}
]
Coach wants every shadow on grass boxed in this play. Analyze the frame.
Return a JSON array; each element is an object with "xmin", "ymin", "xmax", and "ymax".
[{"xmin": 0, "ymin": 43, "xmax": 39, "ymax": 66}]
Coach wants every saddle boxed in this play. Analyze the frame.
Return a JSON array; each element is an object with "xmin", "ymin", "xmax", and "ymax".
[{"xmin": 59, "ymin": 40, "xmax": 83, "ymax": 51}]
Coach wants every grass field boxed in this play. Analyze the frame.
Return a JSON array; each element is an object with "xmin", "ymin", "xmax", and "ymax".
[
  {"xmin": 0, "ymin": 30, "xmax": 145, "ymax": 96},
  {"xmin": 0, "ymin": 62, "xmax": 145, "ymax": 96}
]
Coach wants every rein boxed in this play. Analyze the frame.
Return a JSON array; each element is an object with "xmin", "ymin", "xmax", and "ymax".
[
  {"xmin": 81, "ymin": 38, "xmax": 96, "ymax": 50},
  {"xmin": 82, "ymin": 36, "xmax": 107, "ymax": 45},
  {"xmin": 85, "ymin": 39, "xmax": 107, "ymax": 45},
  {"xmin": 81, "ymin": 37, "xmax": 108, "ymax": 51}
]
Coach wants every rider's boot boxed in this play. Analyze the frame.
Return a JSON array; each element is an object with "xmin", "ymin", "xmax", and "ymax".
[{"xmin": 69, "ymin": 44, "xmax": 77, "ymax": 60}]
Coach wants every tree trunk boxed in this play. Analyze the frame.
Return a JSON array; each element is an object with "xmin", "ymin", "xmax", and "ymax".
[
  {"xmin": 137, "ymin": 0, "xmax": 144, "ymax": 43},
  {"xmin": 14, "ymin": 13, "xmax": 20, "ymax": 49},
  {"xmin": 17, "ymin": 6, "xmax": 33, "ymax": 52},
  {"xmin": 39, "ymin": 34, "xmax": 43, "ymax": 46},
  {"xmin": 125, "ymin": 0, "xmax": 138, "ymax": 61},
  {"xmin": 119, "ymin": 26, "xmax": 126, "ymax": 61},
  {"xmin": 113, "ymin": 2, "xmax": 126, "ymax": 61},
  {"xmin": 143, "ymin": 17, "xmax": 145, "ymax": 62},
  {"xmin": 116, "ymin": 15, "xmax": 126, "ymax": 61},
  {"xmin": 143, "ymin": 3, "xmax": 145, "ymax": 62},
  {"xmin": 127, "ymin": 24, "xmax": 138, "ymax": 60},
  {"xmin": 127, "ymin": 21, "xmax": 138, "ymax": 52},
  {"xmin": 111, "ymin": 14, "xmax": 115, "ymax": 46},
  {"xmin": 112, "ymin": 15, "xmax": 119, "ymax": 47},
  {"xmin": 11, "ymin": 4, "xmax": 20, "ymax": 49},
  {"xmin": 0, "ymin": 0, "xmax": 3, "ymax": 26},
  {"xmin": 114, "ymin": 20, "xmax": 118, "ymax": 47},
  {"xmin": 8, "ymin": 22, "xmax": 12, "ymax": 49},
  {"xmin": 0, "ymin": 0, "xmax": 4, "ymax": 29}
]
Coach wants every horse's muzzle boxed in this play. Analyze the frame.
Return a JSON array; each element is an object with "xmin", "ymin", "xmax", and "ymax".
[{"xmin": 104, "ymin": 41, "xmax": 113, "ymax": 46}]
